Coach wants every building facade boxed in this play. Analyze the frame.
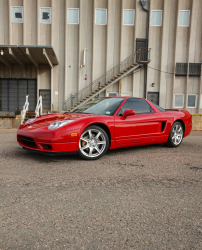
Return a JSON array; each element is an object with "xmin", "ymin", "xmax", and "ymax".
[{"xmin": 0, "ymin": 0, "xmax": 202, "ymax": 113}]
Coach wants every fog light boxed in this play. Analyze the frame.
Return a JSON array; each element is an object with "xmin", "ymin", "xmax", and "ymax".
[{"xmin": 44, "ymin": 144, "xmax": 52, "ymax": 150}]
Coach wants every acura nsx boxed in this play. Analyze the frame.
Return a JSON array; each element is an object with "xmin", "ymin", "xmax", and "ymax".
[{"xmin": 17, "ymin": 97, "xmax": 192, "ymax": 160}]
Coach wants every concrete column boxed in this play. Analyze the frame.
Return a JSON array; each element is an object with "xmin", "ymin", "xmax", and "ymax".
[
  {"xmin": 186, "ymin": 0, "xmax": 200, "ymax": 114},
  {"xmin": 172, "ymin": 0, "xmax": 180, "ymax": 108},
  {"xmin": 159, "ymin": 0, "xmax": 171, "ymax": 108},
  {"xmin": 64, "ymin": 0, "xmax": 68, "ymax": 102},
  {"xmin": 23, "ymin": 0, "xmax": 26, "ymax": 44},
  {"xmin": 78, "ymin": 0, "xmax": 87, "ymax": 92},
  {"xmin": 0, "ymin": 0, "xmax": 4, "ymax": 44},
  {"xmin": 51, "ymin": 0, "xmax": 59, "ymax": 110},
  {"xmin": 133, "ymin": 0, "xmax": 143, "ymax": 97},
  {"xmin": 105, "ymin": 0, "xmax": 115, "ymax": 95},
  {"xmin": 37, "ymin": 0, "xmax": 40, "ymax": 45},
  {"xmin": 8, "ymin": 0, "xmax": 12, "ymax": 44},
  {"xmin": 91, "ymin": 0, "xmax": 95, "ymax": 83},
  {"xmin": 58, "ymin": 0, "xmax": 65, "ymax": 110},
  {"xmin": 197, "ymin": 1, "xmax": 202, "ymax": 113}
]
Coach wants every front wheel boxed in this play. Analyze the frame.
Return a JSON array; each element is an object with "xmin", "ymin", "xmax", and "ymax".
[
  {"xmin": 166, "ymin": 121, "xmax": 184, "ymax": 147},
  {"xmin": 78, "ymin": 125, "xmax": 109, "ymax": 160}
]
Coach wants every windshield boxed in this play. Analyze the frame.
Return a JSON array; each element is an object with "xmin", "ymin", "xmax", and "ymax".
[{"xmin": 72, "ymin": 98, "xmax": 125, "ymax": 115}]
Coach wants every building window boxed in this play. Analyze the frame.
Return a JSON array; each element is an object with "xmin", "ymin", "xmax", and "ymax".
[
  {"xmin": 178, "ymin": 10, "xmax": 190, "ymax": 26},
  {"xmin": 68, "ymin": 9, "xmax": 79, "ymax": 24},
  {"xmin": 95, "ymin": 9, "xmax": 107, "ymax": 25},
  {"xmin": 189, "ymin": 63, "xmax": 201, "ymax": 77},
  {"xmin": 12, "ymin": 7, "xmax": 23, "ymax": 23},
  {"xmin": 123, "ymin": 10, "xmax": 135, "ymax": 25},
  {"xmin": 121, "ymin": 92, "xmax": 132, "ymax": 97},
  {"xmin": 174, "ymin": 94, "xmax": 184, "ymax": 108},
  {"xmin": 40, "ymin": 8, "xmax": 51, "ymax": 23},
  {"xmin": 150, "ymin": 10, "xmax": 162, "ymax": 26},
  {"xmin": 187, "ymin": 94, "xmax": 197, "ymax": 108},
  {"xmin": 175, "ymin": 63, "xmax": 188, "ymax": 76},
  {"xmin": 107, "ymin": 92, "xmax": 118, "ymax": 97}
]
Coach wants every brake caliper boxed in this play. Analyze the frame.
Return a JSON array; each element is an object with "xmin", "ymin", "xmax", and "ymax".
[{"xmin": 82, "ymin": 136, "xmax": 88, "ymax": 147}]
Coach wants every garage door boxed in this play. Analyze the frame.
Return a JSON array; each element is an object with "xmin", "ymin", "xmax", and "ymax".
[{"xmin": 0, "ymin": 79, "xmax": 37, "ymax": 112}]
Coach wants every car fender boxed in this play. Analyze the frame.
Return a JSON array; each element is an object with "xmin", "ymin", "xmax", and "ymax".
[{"xmin": 64, "ymin": 116, "xmax": 114, "ymax": 142}]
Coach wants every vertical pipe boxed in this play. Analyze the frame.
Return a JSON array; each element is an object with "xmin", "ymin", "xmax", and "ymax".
[{"xmin": 141, "ymin": 2, "xmax": 149, "ymax": 99}]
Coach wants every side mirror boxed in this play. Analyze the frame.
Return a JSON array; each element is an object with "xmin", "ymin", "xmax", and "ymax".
[{"xmin": 122, "ymin": 109, "xmax": 135, "ymax": 119}]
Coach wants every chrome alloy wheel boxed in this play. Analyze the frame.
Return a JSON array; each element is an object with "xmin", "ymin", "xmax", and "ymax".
[
  {"xmin": 79, "ymin": 129, "xmax": 107, "ymax": 158},
  {"xmin": 171, "ymin": 123, "xmax": 183, "ymax": 146}
]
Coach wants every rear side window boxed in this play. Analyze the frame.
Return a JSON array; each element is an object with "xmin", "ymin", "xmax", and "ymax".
[
  {"xmin": 152, "ymin": 103, "xmax": 165, "ymax": 112},
  {"xmin": 117, "ymin": 98, "xmax": 154, "ymax": 115}
]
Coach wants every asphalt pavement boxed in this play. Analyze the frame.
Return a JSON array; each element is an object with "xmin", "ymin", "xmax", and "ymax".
[{"xmin": 0, "ymin": 130, "xmax": 202, "ymax": 249}]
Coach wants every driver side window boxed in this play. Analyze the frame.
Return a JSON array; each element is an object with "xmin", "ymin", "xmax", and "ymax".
[{"xmin": 117, "ymin": 98, "xmax": 154, "ymax": 116}]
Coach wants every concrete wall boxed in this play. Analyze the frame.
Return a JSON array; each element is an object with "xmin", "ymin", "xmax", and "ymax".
[{"xmin": 0, "ymin": 0, "xmax": 202, "ymax": 113}]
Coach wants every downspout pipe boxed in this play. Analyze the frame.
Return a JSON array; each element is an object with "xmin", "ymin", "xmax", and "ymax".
[
  {"xmin": 141, "ymin": 3, "xmax": 149, "ymax": 99},
  {"xmin": 142, "ymin": 5, "xmax": 149, "ymax": 42}
]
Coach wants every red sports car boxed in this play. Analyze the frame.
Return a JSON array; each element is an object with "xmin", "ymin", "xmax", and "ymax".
[{"xmin": 17, "ymin": 97, "xmax": 192, "ymax": 160}]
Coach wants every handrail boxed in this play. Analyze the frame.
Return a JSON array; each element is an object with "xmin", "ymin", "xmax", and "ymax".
[
  {"xmin": 35, "ymin": 95, "xmax": 43, "ymax": 117},
  {"xmin": 63, "ymin": 48, "xmax": 151, "ymax": 110},
  {"xmin": 21, "ymin": 95, "xmax": 29, "ymax": 124}
]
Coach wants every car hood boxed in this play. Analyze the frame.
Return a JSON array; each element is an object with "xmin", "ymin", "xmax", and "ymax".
[{"xmin": 20, "ymin": 113, "xmax": 102, "ymax": 130}]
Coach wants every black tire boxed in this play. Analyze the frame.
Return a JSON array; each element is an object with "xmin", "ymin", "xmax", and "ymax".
[
  {"xmin": 166, "ymin": 121, "xmax": 184, "ymax": 147},
  {"xmin": 78, "ymin": 125, "xmax": 110, "ymax": 160}
]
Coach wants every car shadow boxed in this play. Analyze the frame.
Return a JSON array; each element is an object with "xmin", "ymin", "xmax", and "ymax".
[
  {"xmin": 107, "ymin": 143, "xmax": 164, "ymax": 155},
  {"xmin": 14, "ymin": 143, "xmax": 165, "ymax": 163},
  {"xmin": 13, "ymin": 147, "xmax": 80, "ymax": 162}
]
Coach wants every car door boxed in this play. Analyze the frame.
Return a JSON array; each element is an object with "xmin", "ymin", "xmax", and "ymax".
[{"xmin": 114, "ymin": 98, "xmax": 162, "ymax": 145}]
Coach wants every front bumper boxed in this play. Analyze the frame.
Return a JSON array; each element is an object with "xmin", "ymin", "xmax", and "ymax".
[{"xmin": 17, "ymin": 127, "xmax": 79, "ymax": 154}]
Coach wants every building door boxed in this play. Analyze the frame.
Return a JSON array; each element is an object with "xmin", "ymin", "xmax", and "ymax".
[
  {"xmin": 147, "ymin": 92, "xmax": 159, "ymax": 105},
  {"xmin": 0, "ymin": 79, "xmax": 37, "ymax": 112},
  {"xmin": 136, "ymin": 38, "xmax": 148, "ymax": 61},
  {"xmin": 39, "ymin": 89, "xmax": 51, "ymax": 110}
]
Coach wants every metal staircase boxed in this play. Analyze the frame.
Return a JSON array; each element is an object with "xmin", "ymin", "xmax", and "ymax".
[{"xmin": 63, "ymin": 48, "xmax": 151, "ymax": 112}]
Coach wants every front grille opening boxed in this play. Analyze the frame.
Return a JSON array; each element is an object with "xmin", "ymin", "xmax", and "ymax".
[
  {"xmin": 44, "ymin": 144, "xmax": 52, "ymax": 150},
  {"xmin": 19, "ymin": 136, "xmax": 37, "ymax": 148}
]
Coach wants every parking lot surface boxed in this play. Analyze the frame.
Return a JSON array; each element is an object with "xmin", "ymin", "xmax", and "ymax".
[{"xmin": 0, "ymin": 129, "xmax": 202, "ymax": 249}]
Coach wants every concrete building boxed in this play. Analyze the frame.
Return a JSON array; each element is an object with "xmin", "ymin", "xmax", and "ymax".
[{"xmin": 0, "ymin": 0, "xmax": 202, "ymax": 114}]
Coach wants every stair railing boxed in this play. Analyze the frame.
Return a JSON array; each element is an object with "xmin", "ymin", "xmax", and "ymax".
[
  {"xmin": 21, "ymin": 95, "xmax": 29, "ymax": 124},
  {"xmin": 35, "ymin": 95, "xmax": 43, "ymax": 117},
  {"xmin": 63, "ymin": 48, "xmax": 150, "ymax": 110}
]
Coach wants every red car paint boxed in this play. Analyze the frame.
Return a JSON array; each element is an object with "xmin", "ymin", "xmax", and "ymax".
[{"xmin": 17, "ymin": 97, "xmax": 192, "ymax": 154}]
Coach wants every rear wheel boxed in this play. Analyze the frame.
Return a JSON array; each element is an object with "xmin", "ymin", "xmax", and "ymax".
[
  {"xmin": 78, "ymin": 125, "xmax": 109, "ymax": 160},
  {"xmin": 166, "ymin": 121, "xmax": 184, "ymax": 147}
]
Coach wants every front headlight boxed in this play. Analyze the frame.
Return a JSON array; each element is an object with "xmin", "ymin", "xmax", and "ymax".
[
  {"xmin": 25, "ymin": 118, "xmax": 36, "ymax": 124},
  {"xmin": 48, "ymin": 120, "xmax": 74, "ymax": 130}
]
